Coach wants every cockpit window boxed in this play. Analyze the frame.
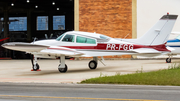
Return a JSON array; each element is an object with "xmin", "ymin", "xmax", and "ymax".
[
  {"xmin": 62, "ymin": 34, "xmax": 75, "ymax": 42},
  {"xmin": 176, "ymin": 35, "xmax": 180, "ymax": 40},
  {"xmin": 56, "ymin": 33, "xmax": 65, "ymax": 41},
  {"xmin": 76, "ymin": 36, "xmax": 96, "ymax": 44},
  {"xmin": 100, "ymin": 35, "xmax": 110, "ymax": 39}
]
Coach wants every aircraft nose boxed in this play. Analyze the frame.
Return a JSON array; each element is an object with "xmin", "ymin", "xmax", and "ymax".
[
  {"xmin": 1, "ymin": 43, "xmax": 7, "ymax": 47},
  {"xmin": 1, "ymin": 43, "xmax": 14, "ymax": 48}
]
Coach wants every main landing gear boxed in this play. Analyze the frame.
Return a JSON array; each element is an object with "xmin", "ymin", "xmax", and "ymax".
[
  {"xmin": 58, "ymin": 56, "xmax": 98, "ymax": 73},
  {"xmin": 58, "ymin": 55, "xmax": 68, "ymax": 73},
  {"xmin": 30, "ymin": 55, "xmax": 100, "ymax": 73},
  {"xmin": 89, "ymin": 57, "xmax": 98, "ymax": 69}
]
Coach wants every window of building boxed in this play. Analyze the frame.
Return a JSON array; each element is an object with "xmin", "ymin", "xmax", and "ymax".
[
  {"xmin": 0, "ymin": 18, "xmax": 4, "ymax": 32},
  {"xmin": 9, "ymin": 17, "xmax": 27, "ymax": 31},
  {"xmin": 76, "ymin": 36, "xmax": 96, "ymax": 44},
  {"xmin": 37, "ymin": 16, "xmax": 48, "ymax": 30},
  {"xmin": 62, "ymin": 34, "xmax": 75, "ymax": 42},
  {"xmin": 53, "ymin": 16, "xmax": 65, "ymax": 30}
]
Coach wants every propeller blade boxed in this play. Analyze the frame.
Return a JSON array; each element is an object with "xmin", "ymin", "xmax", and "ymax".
[
  {"xmin": 45, "ymin": 34, "xmax": 48, "ymax": 39},
  {"xmin": 50, "ymin": 34, "xmax": 53, "ymax": 39}
]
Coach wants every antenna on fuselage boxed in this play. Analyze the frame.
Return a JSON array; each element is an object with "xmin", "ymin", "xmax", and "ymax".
[
  {"xmin": 123, "ymin": 33, "xmax": 129, "ymax": 39},
  {"xmin": 33, "ymin": 37, "xmax": 37, "ymax": 44}
]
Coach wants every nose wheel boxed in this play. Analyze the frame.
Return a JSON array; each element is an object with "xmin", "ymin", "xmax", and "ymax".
[
  {"xmin": 89, "ymin": 60, "xmax": 97, "ymax": 69},
  {"xmin": 32, "ymin": 63, "xmax": 40, "ymax": 71}
]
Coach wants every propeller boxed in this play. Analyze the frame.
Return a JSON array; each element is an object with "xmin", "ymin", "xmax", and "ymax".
[{"xmin": 45, "ymin": 33, "xmax": 54, "ymax": 39}]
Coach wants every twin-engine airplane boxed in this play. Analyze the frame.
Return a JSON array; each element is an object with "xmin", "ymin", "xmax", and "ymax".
[
  {"xmin": 1, "ymin": 14, "xmax": 178, "ymax": 73},
  {"xmin": 165, "ymin": 35, "xmax": 180, "ymax": 63}
]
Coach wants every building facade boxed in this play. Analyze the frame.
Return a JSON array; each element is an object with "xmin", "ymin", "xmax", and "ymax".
[{"xmin": 75, "ymin": 0, "xmax": 136, "ymax": 58}]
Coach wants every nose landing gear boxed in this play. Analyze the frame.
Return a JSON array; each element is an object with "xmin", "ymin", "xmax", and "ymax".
[{"xmin": 31, "ymin": 55, "xmax": 41, "ymax": 71}]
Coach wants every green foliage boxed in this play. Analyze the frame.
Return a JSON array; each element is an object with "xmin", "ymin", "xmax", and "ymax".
[{"xmin": 81, "ymin": 63, "xmax": 180, "ymax": 86}]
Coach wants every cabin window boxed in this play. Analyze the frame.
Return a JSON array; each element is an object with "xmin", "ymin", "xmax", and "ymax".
[
  {"xmin": 76, "ymin": 36, "xmax": 96, "ymax": 44},
  {"xmin": 100, "ymin": 35, "xmax": 110, "ymax": 39},
  {"xmin": 62, "ymin": 34, "xmax": 75, "ymax": 42}
]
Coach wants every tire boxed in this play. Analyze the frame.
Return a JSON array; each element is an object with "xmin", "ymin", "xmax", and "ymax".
[
  {"xmin": 166, "ymin": 58, "xmax": 171, "ymax": 63},
  {"xmin": 58, "ymin": 64, "xmax": 68, "ymax": 73},
  {"xmin": 88, "ymin": 60, "xmax": 97, "ymax": 69},
  {"xmin": 33, "ymin": 64, "xmax": 39, "ymax": 71}
]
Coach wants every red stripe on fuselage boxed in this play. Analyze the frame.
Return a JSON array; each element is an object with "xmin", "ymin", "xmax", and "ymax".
[
  {"xmin": 65, "ymin": 44, "xmax": 106, "ymax": 50},
  {"xmin": 63, "ymin": 43, "xmax": 170, "ymax": 52},
  {"xmin": 0, "ymin": 37, "xmax": 9, "ymax": 42},
  {"xmin": 133, "ymin": 44, "xmax": 170, "ymax": 52}
]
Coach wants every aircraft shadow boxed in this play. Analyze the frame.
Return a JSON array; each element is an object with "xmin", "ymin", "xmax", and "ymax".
[{"xmin": 18, "ymin": 66, "xmax": 119, "ymax": 76}]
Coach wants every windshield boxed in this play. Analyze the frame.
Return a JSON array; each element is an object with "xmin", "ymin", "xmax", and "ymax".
[
  {"xmin": 176, "ymin": 35, "xmax": 180, "ymax": 40},
  {"xmin": 100, "ymin": 35, "xmax": 110, "ymax": 39},
  {"xmin": 62, "ymin": 34, "xmax": 75, "ymax": 42},
  {"xmin": 56, "ymin": 33, "xmax": 65, "ymax": 41}
]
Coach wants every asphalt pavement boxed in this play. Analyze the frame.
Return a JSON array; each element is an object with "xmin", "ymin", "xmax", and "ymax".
[
  {"xmin": 0, "ymin": 83, "xmax": 179, "ymax": 101},
  {"xmin": 0, "ymin": 59, "xmax": 180, "ymax": 101}
]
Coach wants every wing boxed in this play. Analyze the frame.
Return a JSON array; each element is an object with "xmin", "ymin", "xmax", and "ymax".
[
  {"xmin": 39, "ymin": 46, "xmax": 84, "ymax": 56},
  {"xmin": 2, "ymin": 42, "xmax": 84, "ymax": 57},
  {"xmin": 2, "ymin": 42, "xmax": 49, "ymax": 52}
]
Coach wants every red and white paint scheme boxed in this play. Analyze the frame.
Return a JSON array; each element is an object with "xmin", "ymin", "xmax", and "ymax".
[{"xmin": 2, "ymin": 14, "xmax": 178, "ymax": 73}]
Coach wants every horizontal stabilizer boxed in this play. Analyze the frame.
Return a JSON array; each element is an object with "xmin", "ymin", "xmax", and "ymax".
[
  {"xmin": 133, "ymin": 48, "xmax": 161, "ymax": 54},
  {"xmin": 166, "ymin": 46, "xmax": 175, "ymax": 51}
]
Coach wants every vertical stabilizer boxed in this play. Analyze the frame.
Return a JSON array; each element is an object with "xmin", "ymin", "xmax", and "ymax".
[{"xmin": 122, "ymin": 14, "xmax": 178, "ymax": 45}]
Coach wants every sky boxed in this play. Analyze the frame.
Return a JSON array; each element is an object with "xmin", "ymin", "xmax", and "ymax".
[{"xmin": 137, "ymin": 0, "xmax": 180, "ymax": 39}]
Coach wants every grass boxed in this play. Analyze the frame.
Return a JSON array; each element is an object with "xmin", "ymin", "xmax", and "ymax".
[{"xmin": 81, "ymin": 63, "xmax": 180, "ymax": 86}]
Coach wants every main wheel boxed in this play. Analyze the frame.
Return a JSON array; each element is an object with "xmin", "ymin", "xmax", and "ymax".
[
  {"xmin": 58, "ymin": 64, "xmax": 68, "ymax": 73},
  {"xmin": 88, "ymin": 60, "xmax": 97, "ymax": 69},
  {"xmin": 32, "ymin": 64, "xmax": 39, "ymax": 71},
  {"xmin": 166, "ymin": 58, "xmax": 171, "ymax": 63}
]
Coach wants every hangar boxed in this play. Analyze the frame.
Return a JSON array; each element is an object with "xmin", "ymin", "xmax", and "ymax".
[{"xmin": 0, "ymin": 0, "xmax": 136, "ymax": 59}]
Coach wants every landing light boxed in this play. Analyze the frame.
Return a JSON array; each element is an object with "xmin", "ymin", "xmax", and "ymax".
[
  {"xmin": 52, "ymin": 2, "xmax": 55, "ymax": 5},
  {"xmin": 11, "ymin": 3, "xmax": 14, "ymax": 6},
  {"xmin": 27, "ymin": 0, "xmax": 29, "ymax": 3}
]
